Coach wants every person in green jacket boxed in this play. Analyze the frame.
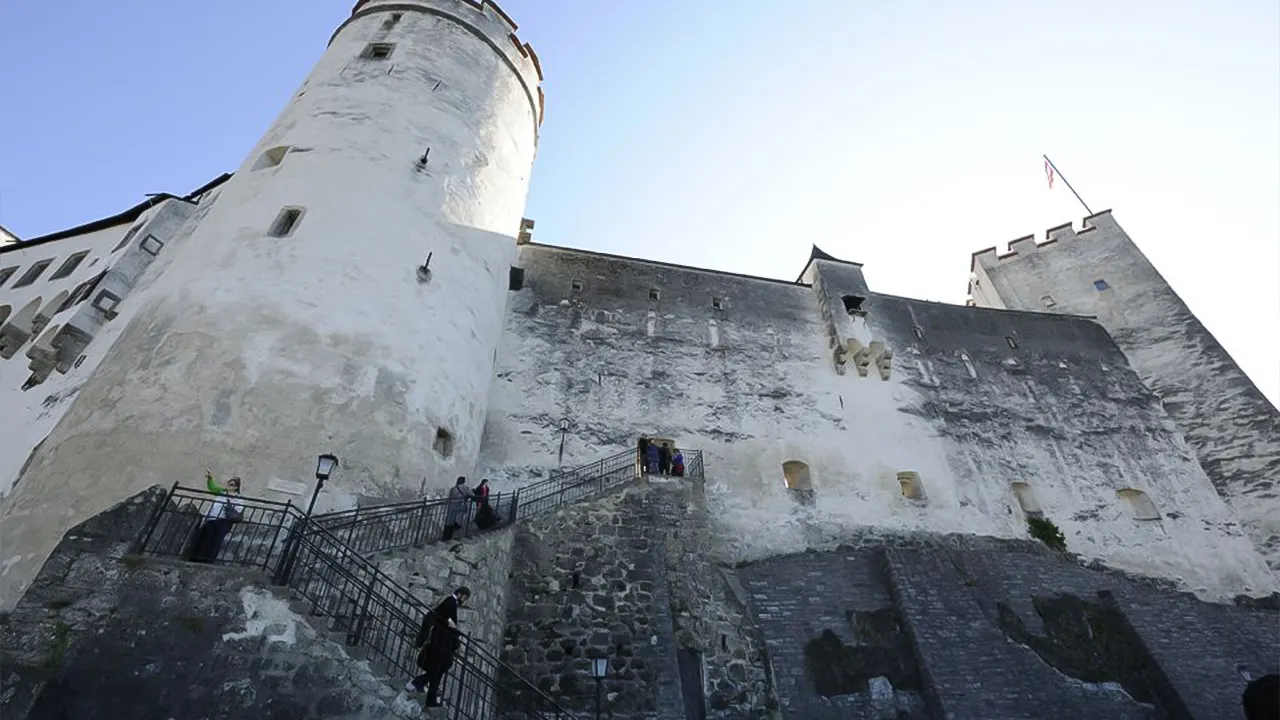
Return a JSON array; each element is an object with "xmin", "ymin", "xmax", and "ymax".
[{"xmin": 189, "ymin": 469, "xmax": 243, "ymax": 563}]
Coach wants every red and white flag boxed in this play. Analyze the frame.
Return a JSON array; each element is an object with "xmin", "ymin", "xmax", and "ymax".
[{"xmin": 1044, "ymin": 158, "xmax": 1055, "ymax": 189}]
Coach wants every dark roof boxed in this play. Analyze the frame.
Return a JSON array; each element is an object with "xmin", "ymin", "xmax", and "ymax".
[
  {"xmin": 795, "ymin": 244, "xmax": 863, "ymax": 283},
  {"xmin": 0, "ymin": 173, "xmax": 233, "ymax": 256}
]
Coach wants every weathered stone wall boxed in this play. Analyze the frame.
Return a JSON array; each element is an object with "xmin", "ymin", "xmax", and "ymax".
[
  {"xmin": 483, "ymin": 243, "xmax": 1275, "ymax": 602},
  {"xmin": 0, "ymin": 487, "xmax": 419, "ymax": 720},
  {"xmin": 738, "ymin": 535, "xmax": 1280, "ymax": 720},
  {"xmin": 971, "ymin": 211, "xmax": 1280, "ymax": 573},
  {"xmin": 376, "ymin": 526, "xmax": 516, "ymax": 658},
  {"xmin": 500, "ymin": 478, "xmax": 775, "ymax": 719}
]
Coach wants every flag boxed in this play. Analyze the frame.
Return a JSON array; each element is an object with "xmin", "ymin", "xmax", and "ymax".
[{"xmin": 1044, "ymin": 158, "xmax": 1055, "ymax": 189}]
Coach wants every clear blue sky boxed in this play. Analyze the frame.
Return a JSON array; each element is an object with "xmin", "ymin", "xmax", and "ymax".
[{"xmin": 2, "ymin": 0, "xmax": 1276, "ymax": 402}]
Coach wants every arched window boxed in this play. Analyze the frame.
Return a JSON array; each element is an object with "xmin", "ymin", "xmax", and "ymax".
[
  {"xmin": 782, "ymin": 461, "xmax": 814, "ymax": 504},
  {"xmin": 1011, "ymin": 482, "xmax": 1042, "ymax": 517},
  {"xmin": 1118, "ymin": 488, "xmax": 1160, "ymax": 521},
  {"xmin": 897, "ymin": 471, "xmax": 925, "ymax": 501}
]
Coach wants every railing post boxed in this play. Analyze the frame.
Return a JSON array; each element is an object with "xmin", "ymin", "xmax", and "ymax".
[
  {"xmin": 133, "ymin": 481, "xmax": 178, "ymax": 555},
  {"xmin": 412, "ymin": 500, "xmax": 427, "ymax": 548},
  {"xmin": 264, "ymin": 502, "xmax": 292, "ymax": 572},
  {"xmin": 509, "ymin": 490, "xmax": 520, "ymax": 525},
  {"xmin": 349, "ymin": 572, "xmax": 377, "ymax": 646}
]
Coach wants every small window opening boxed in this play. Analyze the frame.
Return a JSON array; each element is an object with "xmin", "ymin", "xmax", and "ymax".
[
  {"xmin": 91, "ymin": 290, "xmax": 122, "ymax": 318},
  {"xmin": 269, "ymin": 207, "xmax": 303, "ymax": 237},
  {"xmin": 782, "ymin": 461, "xmax": 814, "ymax": 505},
  {"xmin": 363, "ymin": 42, "xmax": 394, "ymax": 60},
  {"xmin": 1005, "ymin": 336, "xmax": 1018, "ymax": 349},
  {"xmin": 1011, "ymin": 482, "xmax": 1042, "ymax": 518},
  {"xmin": 0, "ymin": 266, "xmax": 16, "ymax": 288},
  {"xmin": 13, "ymin": 259, "xmax": 53, "ymax": 288},
  {"xmin": 113, "ymin": 224, "xmax": 141, "ymax": 252},
  {"xmin": 841, "ymin": 295, "xmax": 866, "ymax": 315},
  {"xmin": 1093, "ymin": 279, "xmax": 1110, "ymax": 291},
  {"xmin": 648, "ymin": 289, "xmax": 661, "ymax": 301},
  {"xmin": 1041, "ymin": 295, "xmax": 1056, "ymax": 308},
  {"xmin": 140, "ymin": 234, "xmax": 165, "ymax": 256},
  {"xmin": 571, "ymin": 279, "xmax": 584, "ymax": 292},
  {"xmin": 49, "ymin": 251, "xmax": 90, "ymax": 281},
  {"xmin": 712, "ymin": 297, "xmax": 726, "ymax": 311},
  {"xmin": 898, "ymin": 471, "xmax": 925, "ymax": 501},
  {"xmin": 382, "ymin": 13, "xmax": 401, "ymax": 28},
  {"xmin": 912, "ymin": 325, "xmax": 924, "ymax": 341},
  {"xmin": 433, "ymin": 428, "xmax": 455, "ymax": 457},
  {"xmin": 1118, "ymin": 488, "xmax": 1161, "ymax": 521},
  {"xmin": 254, "ymin": 146, "xmax": 290, "ymax": 170}
]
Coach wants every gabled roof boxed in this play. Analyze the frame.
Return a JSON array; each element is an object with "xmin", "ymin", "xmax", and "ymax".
[
  {"xmin": 795, "ymin": 244, "xmax": 863, "ymax": 283},
  {"xmin": 0, "ymin": 173, "xmax": 233, "ymax": 255}
]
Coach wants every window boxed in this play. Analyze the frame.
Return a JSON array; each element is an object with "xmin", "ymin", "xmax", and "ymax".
[
  {"xmin": 571, "ymin": 279, "xmax": 584, "ymax": 292},
  {"xmin": 912, "ymin": 325, "xmax": 924, "ymax": 341},
  {"xmin": 254, "ymin": 146, "xmax": 290, "ymax": 170},
  {"xmin": 1118, "ymin": 488, "xmax": 1160, "ymax": 521},
  {"xmin": 382, "ymin": 12, "xmax": 401, "ymax": 28},
  {"xmin": 0, "ymin": 304, "xmax": 9, "ymax": 325},
  {"xmin": 1011, "ymin": 482, "xmax": 1042, "ymax": 517},
  {"xmin": 363, "ymin": 42, "xmax": 394, "ymax": 60},
  {"xmin": 268, "ymin": 207, "xmax": 303, "ymax": 237},
  {"xmin": 49, "ymin": 251, "xmax": 90, "ymax": 281},
  {"xmin": 1093, "ymin": 279, "xmax": 1110, "ymax": 291},
  {"xmin": 13, "ymin": 259, "xmax": 53, "ymax": 288},
  {"xmin": 898, "ymin": 471, "xmax": 925, "ymax": 500},
  {"xmin": 1005, "ymin": 336, "xmax": 1018, "ymax": 350},
  {"xmin": 0, "ymin": 266, "xmax": 16, "ymax": 288},
  {"xmin": 712, "ymin": 297, "xmax": 726, "ymax": 311},
  {"xmin": 1041, "ymin": 295, "xmax": 1056, "ymax": 308},
  {"xmin": 433, "ymin": 428, "xmax": 455, "ymax": 457},
  {"xmin": 648, "ymin": 289, "xmax": 661, "ymax": 301},
  {"xmin": 140, "ymin": 235, "xmax": 164, "ymax": 256},
  {"xmin": 113, "ymin": 224, "xmax": 141, "ymax": 252},
  {"xmin": 782, "ymin": 461, "xmax": 814, "ymax": 505},
  {"xmin": 841, "ymin": 295, "xmax": 866, "ymax": 314},
  {"xmin": 91, "ymin": 290, "xmax": 122, "ymax": 317}
]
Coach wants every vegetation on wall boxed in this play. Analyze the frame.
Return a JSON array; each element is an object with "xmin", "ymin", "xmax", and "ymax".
[{"xmin": 1028, "ymin": 516, "xmax": 1067, "ymax": 552}]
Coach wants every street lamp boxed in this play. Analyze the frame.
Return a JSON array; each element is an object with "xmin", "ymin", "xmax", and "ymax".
[
  {"xmin": 307, "ymin": 453, "xmax": 339, "ymax": 517},
  {"xmin": 590, "ymin": 656, "xmax": 609, "ymax": 720}
]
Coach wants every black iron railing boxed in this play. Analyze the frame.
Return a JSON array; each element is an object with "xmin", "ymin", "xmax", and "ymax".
[{"xmin": 133, "ymin": 485, "xmax": 569, "ymax": 720}]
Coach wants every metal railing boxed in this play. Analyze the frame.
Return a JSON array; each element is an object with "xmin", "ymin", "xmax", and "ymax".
[{"xmin": 133, "ymin": 485, "xmax": 570, "ymax": 719}]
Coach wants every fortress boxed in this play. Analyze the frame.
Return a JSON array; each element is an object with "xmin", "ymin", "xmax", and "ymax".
[{"xmin": 1, "ymin": 2, "xmax": 1278, "ymax": 718}]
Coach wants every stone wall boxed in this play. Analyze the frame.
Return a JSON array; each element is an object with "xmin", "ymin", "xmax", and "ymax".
[
  {"xmin": 971, "ymin": 211, "xmax": 1280, "ymax": 573},
  {"xmin": 500, "ymin": 478, "xmax": 775, "ymax": 719},
  {"xmin": 376, "ymin": 526, "xmax": 516, "ymax": 659},
  {"xmin": 482, "ymin": 243, "xmax": 1275, "ymax": 602},
  {"xmin": 737, "ymin": 535, "xmax": 1280, "ymax": 720},
  {"xmin": 0, "ymin": 487, "xmax": 419, "ymax": 720}
]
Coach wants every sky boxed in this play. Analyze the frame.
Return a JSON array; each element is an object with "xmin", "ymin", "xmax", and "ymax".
[{"xmin": 1, "ymin": 0, "xmax": 1276, "ymax": 404}]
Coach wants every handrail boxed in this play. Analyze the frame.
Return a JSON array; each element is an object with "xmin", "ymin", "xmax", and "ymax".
[{"xmin": 134, "ymin": 484, "xmax": 569, "ymax": 719}]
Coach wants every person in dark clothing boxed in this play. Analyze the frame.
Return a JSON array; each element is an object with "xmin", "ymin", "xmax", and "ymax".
[
  {"xmin": 645, "ymin": 442, "xmax": 660, "ymax": 475},
  {"xmin": 473, "ymin": 479, "xmax": 498, "ymax": 530},
  {"xmin": 406, "ymin": 586, "xmax": 472, "ymax": 707},
  {"xmin": 658, "ymin": 443, "xmax": 673, "ymax": 476},
  {"xmin": 638, "ymin": 438, "xmax": 650, "ymax": 473}
]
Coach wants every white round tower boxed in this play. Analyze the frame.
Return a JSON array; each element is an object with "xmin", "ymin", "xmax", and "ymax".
[{"xmin": 0, "ymin": 0, "xmax": 543, "ymax": 606}]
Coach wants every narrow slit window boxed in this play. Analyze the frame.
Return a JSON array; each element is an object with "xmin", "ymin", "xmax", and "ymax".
[
  {"xmin": 268, "ymin": 207, "xmax": 303, "ymax": 237},
  {"xmin": 49, "ymin": 251, "xmax": 90, "ymax": 280},
  {"xmin": 1093, "ymin": 279, "xmax": 1110, "ymax": 291},
  {"xmin": 571, "ymin": 279, "xmax": 584, "ymax": 292},
  {"xmin": 254, "ymin": 146, "xmax": 290, "ymax": 170},
  {"xmin": 1005, "ymin": 336, "xmax": 1019, "ymax": 350},
  {"xmin": 912, "ymin": 325, "xmax": 924, "ymax": 340},
  {"xmin": 433, "ymin": 428, "xmax": 455, "ymax": 457},
  {"xmin": 0, "ymin": 266, "xmax": 18, "ymax": 288},
  {"xmin": 363, "ymin": 42, "xmax": 395, "ymax": 60},
  {"xmin": 12, "ymin": 259, "xmax": 53, "ymax": 288},
  {"xmin": 648, "ymin": 289, "xmax": 661, "ymax": 301},
  {"xmin": 113, "ymin": 224, "xmax": 141, "ymax": 252}
]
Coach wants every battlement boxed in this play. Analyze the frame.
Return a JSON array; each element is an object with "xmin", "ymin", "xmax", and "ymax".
[
  {"xmin": 970, "ymin": 209, "xmax": 1115, "ymax": 272},
  {"xmin": 342, "ymin": 0, "xmax": 544, "ymax": 124}
]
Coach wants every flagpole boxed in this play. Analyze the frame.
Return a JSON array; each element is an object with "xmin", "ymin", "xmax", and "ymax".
[{"xmin": 1043, "ymin": 154, "xmax": 1093, "ymax": 215}]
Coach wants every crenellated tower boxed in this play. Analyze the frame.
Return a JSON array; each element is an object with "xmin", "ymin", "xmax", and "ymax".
[
  {"xmin": 0, "ymin": 0, "xmax": 544, "ymax": 608},
  {"xmin": 969, "ymin": 210, "xmax": 1280, "ymax": 573}
]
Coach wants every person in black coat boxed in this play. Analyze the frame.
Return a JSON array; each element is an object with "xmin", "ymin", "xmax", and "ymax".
[{"xmin": 405, "ymin": 586, "xmax": 471, "ymax": 707}]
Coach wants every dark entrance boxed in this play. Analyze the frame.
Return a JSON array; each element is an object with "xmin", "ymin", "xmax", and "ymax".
[{"xmin": 676, "ymin": 647, "xmax": 706, "ymax": 720}]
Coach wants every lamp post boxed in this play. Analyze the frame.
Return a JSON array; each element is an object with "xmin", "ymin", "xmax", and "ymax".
[
  {"xmin": 307, "ymin": 453, "xmax": 340, "ymax": 518},
  {"xmin": 590, "ymin": 656, "xmax": 608, "ymax": 720}
]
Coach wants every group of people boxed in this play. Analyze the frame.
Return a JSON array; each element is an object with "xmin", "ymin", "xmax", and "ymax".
[
  {"xmin": 640, "ymin": 438, "xmax": 685, "ymax": 477},
  {"xmin": 442, "ymin": 476, "xmax": 500, "ymax": 540}
]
